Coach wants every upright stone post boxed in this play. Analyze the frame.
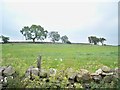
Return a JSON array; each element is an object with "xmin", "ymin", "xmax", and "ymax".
[
  {"xmin": 37, "ymin": 55, "xmax": 41, "ymax": 76},
  {"xmin": 30, "ymin": 69, "xmax": 33, "ymax": 80}
]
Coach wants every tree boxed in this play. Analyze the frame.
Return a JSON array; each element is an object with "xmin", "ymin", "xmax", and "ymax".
[
  {"xmin": 88, "ymin": 37, "xmax": 92, "ymax": 43},
  {"xmin": 88, "ymin": 36, "xmax": 99, "ymax": 45},
  {"xmin": 99, "ymin": 38, "xmax": 106, "ymax": 46},
  {"xmin": 48, "ymin": 31, "xmax": 60, "ymax": 43},
  {"xmin": 20, "ymin": 25, "xmax": 48, "ymax": 43},
  {"xmin": 61, "ymin": 35, "xmax": 69, "ymax": 43},
  {"xmin": 0, "ymin": 35, "xmax": 9, "ymax": 43},
  {"xmin": 88, "ymin": 36, "xmax": 106, "ymax": 45}
]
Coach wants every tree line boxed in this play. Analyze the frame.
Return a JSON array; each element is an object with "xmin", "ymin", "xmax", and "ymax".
[
  {"xmin": 88, "ymin": 36, "xmax": 106, "ymax": 46},
  {"xmin": 20, "ymin": 24, "xmax": 71, "ymax": 44},
  {"xmin": 0, "ymin": 24, "xmax": 106, "ymax": 45}
]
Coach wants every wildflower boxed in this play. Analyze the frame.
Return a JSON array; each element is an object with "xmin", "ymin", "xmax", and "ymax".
[{"xmin": 60, "ymin": 58, "xmax": 63, "ymax": 61}]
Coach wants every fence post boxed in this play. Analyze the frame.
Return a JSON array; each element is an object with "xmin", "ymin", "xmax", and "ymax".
[
  {"xmin": 37, "ymin": 55, "xmax": 41, "ymax": 76},
  {"xmin": 30, "ymin": 69, "xmax": 33, "ymax": 80}
]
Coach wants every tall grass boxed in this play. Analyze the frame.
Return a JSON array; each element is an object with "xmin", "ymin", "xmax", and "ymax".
[{"xmin": 1, "ymin": 43, "xmax": 118, "ymax": 76}]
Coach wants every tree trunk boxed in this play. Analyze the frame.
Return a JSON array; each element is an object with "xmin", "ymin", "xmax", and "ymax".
[
  {"xmin": 52, "ymin": 40, "xmax": 55, "ymax": 44},
  {"xmin": 101, "ymin": 42, "xmax": 104, "ymax": 46},
  {"xmin": 33, "ymin": 38, "xmax": 35, "ymax": 43},
  {"xmin": 93, "ymin": 41, "xmax": 97, "ymax": 45}
]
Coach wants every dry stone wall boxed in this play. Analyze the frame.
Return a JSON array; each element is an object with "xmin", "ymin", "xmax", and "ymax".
[
  {"xmin": 0, "ymin": 66, "xmax": 15, "ymax": 90},
  {"xmin": 23, "ymin": 65, "xmax": 119, "ymax": 89},
  {"xmin": 0, "ymin": 65, "xmax": 119, "ymax": 89}
]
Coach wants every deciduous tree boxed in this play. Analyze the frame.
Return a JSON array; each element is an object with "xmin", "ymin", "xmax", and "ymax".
[
  {"xmin": 20, "ymin": 25, "xmax": 48, "ymax": 43},
  {"xmin": 88, "ymin": 36, "xmax": 99, "ymax": 45},
  {"xmin": 61, "ymin": 35, "xmax": 69, "ymax": 43},
  {"xmin": 88, "ymin": 36, "xmax": 106, "ymax": 45},
  {"xmin": 99, "ymin": 38, "xmax": 106, "ymax": 46},
  {"xmin": 48, "ymin": 31, "xmax": 60, "ymax": 43},
  {"xmin": 0, "ymin": 35, "xmax": 9, "ymax": 43}
]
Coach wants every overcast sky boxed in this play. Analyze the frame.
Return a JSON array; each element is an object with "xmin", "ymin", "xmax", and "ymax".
[{"xmin": 1, "ymin": 0, "xmax": 119, "ymax": 45}]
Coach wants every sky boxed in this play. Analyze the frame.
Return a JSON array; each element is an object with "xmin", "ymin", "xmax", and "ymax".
[{"xmin": 1, "ymin": 0, "xmax": 119, "ymax": 45}]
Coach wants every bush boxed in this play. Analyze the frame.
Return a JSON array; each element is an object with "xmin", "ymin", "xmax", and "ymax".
[
  {"xmin": 66, "ymin": 41, "xmax": 71, "ymax": 44},
  {"xmin": 6, "ymin": 76, "xmax": 24, "ymax": 88}
]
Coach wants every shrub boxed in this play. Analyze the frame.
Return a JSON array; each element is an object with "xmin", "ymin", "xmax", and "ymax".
[
  {"xmin": 66, "ymin": 41, "xmax": 71, "ymax": 44},
  {"xmin": 6, "ymin": 76, "xmax": 24, "ymax": 88}
]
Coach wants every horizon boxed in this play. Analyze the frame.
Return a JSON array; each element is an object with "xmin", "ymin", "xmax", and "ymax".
[
  {"xmin": 0, "ymin": 39, "xmax": 118, "ymax": 46},
  {"xmin": 1, "ymin": 0, "xmax": 119, "ymax": 45}
]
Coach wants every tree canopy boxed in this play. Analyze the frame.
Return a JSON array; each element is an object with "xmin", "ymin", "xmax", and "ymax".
[
  {"xmin": 0, "ymin": 35, "xmax": 9, "ymax": 43},
  {"xmin": 88, "ymin": 36, "xmax": 106, "ymax": 45},
  {"xmin": 99, "ymin": 38, "xmax": 106, "ymax": 46},
  {"xmin": 61, "ymin": 35, "xmax": 69, "ymax": 43},
  {"xmin": 20, "ymin": 25, "xmax": 48, "ymax": 43},
  {"xmin": 48, "ymin": 31, "xmax": 60, "ymax": 43}
]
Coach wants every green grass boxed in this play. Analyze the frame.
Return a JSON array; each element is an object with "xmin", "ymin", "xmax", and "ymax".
[{"xmin": 0, "ymin": 43, "xmax": 118, "ymax": 76}]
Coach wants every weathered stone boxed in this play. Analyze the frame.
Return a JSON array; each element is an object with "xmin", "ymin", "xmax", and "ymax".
[
  {"xmin": 103, "ymin": 75, "xmax": 113, "ymax": 83},
  {"xmin": 0, "ymin": 84, "xmax": 2, "ymax": 90},
  {"xmin": 76, "ymin": 73, "xmax": 82, "ymax": 82},
  {"xmin": 0, "ymin": 68, "xmax": 3, "ymax": 76},
  {"xmin": 4, "ymin": 77, "xmax": 7, "ymax": 83},
  {"xmin": 82, "ymin": 74, "xmax": 91, "ymax": 82},
  {"xmin": 80, "ymin": 69, "xmax": 89, "ymax": 74},
  {"xmin": 0, "ymin": 76, "xmax": 3, "ymax": 84},
  {"xmin": 26, "ymin": 66, "xmax": 35, "ymax": 72},
  {"xmin": 37, "ymin": 55, "xmax": 41, "ymax": 70},
  {"xmin": 25, "ymin": 66, "xmax": 38, "ymax": 77},
  {"xmin": 101, "ymin": 66, "xmax": 111, "ymax": 73},
  {"xmin": 40, "ymin": 69, "xmax": 48, "ymax": 78},
  {"xmin": 83, "ymin": 83, "xmax": 91, "ymax": 90},
  {"xmin": 0, "ymin": 67, "xmax": 6, "ymax": 76},
  {"xmin": 95, "ymin": 69, "xmax": 103, "ymax": 75},
  {"xmin": 91, "ymin": 73, "xmax": 102, "ymax": 83},
  {"xmin": 68, "ymin": 73, "xmax": 76, "ymax": 84},
  {"xmin": 3, "ymin": 66, "xmax": 15, "ymax": 76},
  {"xmin": 69, "ymin": 73, "xmax": 76, "ymax": 80},
  {"xmin": 79, "ymin": 69, "xmax": 91, "ymax": 82},
  {"xmin": 49, "ymin": 68, "xmax": 56, "ymax": 76},
  {"xmin": 109, "ymin": 68, "xmax": 119, "ymax": 79},
  {"xmin": 65, "ymin": 68, "xmax": 74, "ymax": 78},
  {"xmin": 25, "ymin": 72, "xmax": 30, "ymax": 78},
  {"xmin": 113, "ymin": 74, "xmax": 119, "ymax": 79},
  {"xmin": 1, "ymin": 66, "xmax": 7, "ymax": 69},
  {"xmin": 68, "ymin": 79, "xmax": 75, "ymax": 84},
  {"xmin": 101, "ymin": 72, "xmax": 113, "ymax": 76},
  {"xmin": 91, "ymin": 73, "xmax": 99, "ymax": 76},
  {"xmin": 64, "ymin": 68, "xmax": 76, "ymax": 84},
  {"xmin": 93, "ymin": 75, "xmax": 102, "ymax": 82},
  {"xmin": 31, "ymin": 68, "xmax": 39, "ymax": 76},
  {"xmin": 114, "ymin": 68, "xmax": 120, "ymax": 74}
]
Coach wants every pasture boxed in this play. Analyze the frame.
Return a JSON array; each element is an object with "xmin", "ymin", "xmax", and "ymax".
[{"xmin": 0, "ymin": 43, "xmax": 118, "ymax": 76}]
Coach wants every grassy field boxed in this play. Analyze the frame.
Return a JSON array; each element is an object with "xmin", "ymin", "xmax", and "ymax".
[{"xmin": 0, "ymin": 43, "xmax": 118, "ymax": 76}]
